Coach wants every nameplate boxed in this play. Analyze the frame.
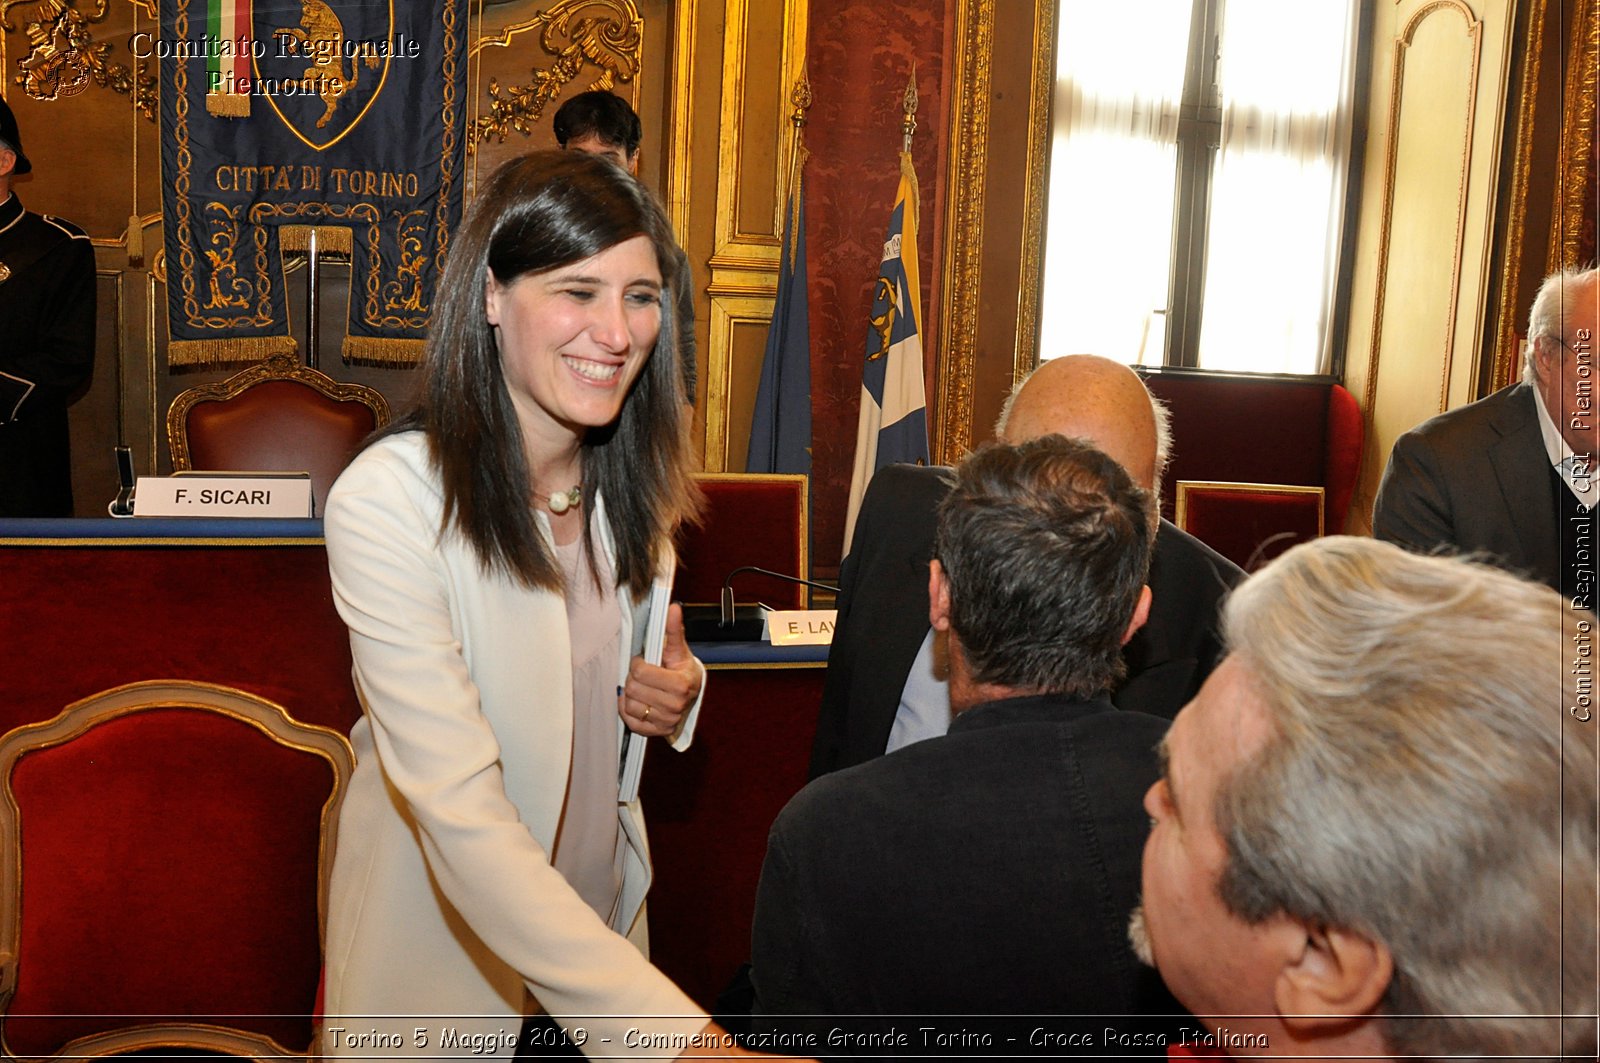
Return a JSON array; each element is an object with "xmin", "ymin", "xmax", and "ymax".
[
  {"xmin": 133, "ymin": 473, "xmax": 313, "ymax": 518},
  {"xmin": 767, "ymin": 609, "xmax": 838, "ymax": 646}
]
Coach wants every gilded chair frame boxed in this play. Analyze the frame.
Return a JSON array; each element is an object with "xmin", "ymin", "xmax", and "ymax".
[
  {"xmin": 0, "ymin": 680, "xmax": 354, "ymax": 1061},
  {"xmin": 1174, "ymin": 480, "xmax": 1327, "ymax": 538},
  {"xmin": 685, "ymin": 472, "xmax": 811, "ymax": 607},
  {"xmin": 165, "ymin": 353, "xmax": 392, "ymax": 472}
]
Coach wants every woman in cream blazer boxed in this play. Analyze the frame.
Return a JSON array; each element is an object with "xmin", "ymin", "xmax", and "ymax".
[{"xmin": 320, "ymin": 152, "xmax": 733, "ymax": 1059}]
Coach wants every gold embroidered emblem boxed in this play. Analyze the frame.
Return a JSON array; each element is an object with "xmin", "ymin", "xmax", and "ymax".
[{"xmin": 0, "ymin": 261, "xmax": 11, "ymax": 285}]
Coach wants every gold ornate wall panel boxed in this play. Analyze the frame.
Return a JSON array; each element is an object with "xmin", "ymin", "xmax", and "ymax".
[
  {"xmin": 697, "ymin": 0, "xmax": 808, "ymax": 470},
  {"xmin": 931, "ymin": 0, "xmax": 1049, "ymax": 464},
  {"xmin": 933, "ymin": 0, "xmax": 990, "ymax": 465},
  {"xmin": 1013, "ymin": 0, "xmax": 1053, "ymax": 393},
  {"xmin": 1342, "ymin": 0, "xmax": 1518, "ymax": 535},
  {"xmin": 1551, "ymin": 0, "xmax": 1598, "ymax": 272},
  {"xmin": 704, "ymin": 296, "xmax": 778, "ymax": 469},
  {"xmin": 1489, "ymin": 0, "xmax": 1597, "ymax": 392}
]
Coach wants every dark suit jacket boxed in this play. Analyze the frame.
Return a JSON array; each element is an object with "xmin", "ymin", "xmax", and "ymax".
[
  {"xmin": 809, "ymin": 463, "xmax": 1243, "ymax": 778},
  {"xmin": 753, "ymin": 693, "xmax": 1183, "ymax": 1043},
  {"xmin": 1372, "ymin": 383, "xmax": 1560, "ymax": 592}
]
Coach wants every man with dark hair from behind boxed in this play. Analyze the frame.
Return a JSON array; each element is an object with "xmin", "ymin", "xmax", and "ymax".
[
  {"xmin": 553, "ymin": 89, "xmax": 697, "ymax": 405},
  {"xmin": 751, "ymin": 436, "xmax": 1184, "ymax": 1049}
]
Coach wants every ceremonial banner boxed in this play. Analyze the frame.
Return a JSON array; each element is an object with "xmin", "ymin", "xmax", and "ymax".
[
  {"xmin": 158, "ymin": 0, "xmax": 468, "ymax": 365},
  {"xmin": 842, "ymin": 151, "xmax": 929, "ymax": 555},
  {"xmin": 745, "ymin": 143, "xmax": 812, "ymax": 476}
]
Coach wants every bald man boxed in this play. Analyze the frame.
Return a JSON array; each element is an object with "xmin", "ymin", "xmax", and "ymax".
[{"xmin": 809, "ymin": 355, "xmax": 1244, "ymax": 777}]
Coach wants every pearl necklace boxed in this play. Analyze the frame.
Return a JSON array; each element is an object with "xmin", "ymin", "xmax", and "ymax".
[{"xmin": 546, "ymin": 484, "xmax": 581, "ymax": 514}]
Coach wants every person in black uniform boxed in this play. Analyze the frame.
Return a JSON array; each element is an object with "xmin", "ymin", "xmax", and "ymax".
[{"xmin": 0, "ymin": 94, "xmax": 95, "ymax": 517}]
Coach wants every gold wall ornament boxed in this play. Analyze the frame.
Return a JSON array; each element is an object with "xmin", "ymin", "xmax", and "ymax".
[
  {"xmin": 470, "ymin": 0, "xmax": 644, "ymax": 146},
  {"xmin": 900, "ymin": 65, "xmax": 918, "ymax": 152},
  {"xmin": 1551, "ymin": 0, "xmax": 1597, "ymax": 274},
  {"xmin": 935, "ymin": 0, "xmax": 995, "ymax": 464},
  {"xmin": 2, "ymin": 0, "xmax": 155, "ymax": 118}
]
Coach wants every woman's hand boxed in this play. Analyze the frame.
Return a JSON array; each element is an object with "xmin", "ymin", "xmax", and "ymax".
[{"xmin": 620, "ymin": 602, "xmax": 702, "ymax": 738}]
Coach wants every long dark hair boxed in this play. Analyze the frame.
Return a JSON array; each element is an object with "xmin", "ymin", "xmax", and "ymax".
[{"xmin": 385, "ymin": 150, "xmax": 700, "ymax": 597}]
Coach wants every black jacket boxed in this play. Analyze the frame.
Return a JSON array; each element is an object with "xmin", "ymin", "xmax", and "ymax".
[
  {"xmin": 810, "ymin": 462, "xmax": 1243, "ymax": 778},
  {"xmin": 0, "ymin": 193, "xmax": 95, "ymax": 517},
  {"xmin": 1373, "ymin": 383, "xmax": 1562, "ymax": 592},
  {"xmin": 755, "ymin": 693, "xmax": 1183, "ymax": 1048}
]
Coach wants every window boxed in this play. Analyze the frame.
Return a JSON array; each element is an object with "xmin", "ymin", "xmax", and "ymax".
[{"xmin": 1039, "ymin": 0, "xmax": 1361, "ymax": 375}]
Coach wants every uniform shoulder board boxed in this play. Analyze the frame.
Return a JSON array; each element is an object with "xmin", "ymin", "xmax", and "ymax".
[{"xmin": 40, "ymin": 214, "xmax": 90, "ymax": 241}]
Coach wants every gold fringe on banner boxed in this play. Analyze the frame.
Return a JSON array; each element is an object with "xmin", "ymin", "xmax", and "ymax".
[
  {"xmin": 343, "ymin": 336, "xmax": 426, "ymax": 367},
  {"xmin": 168, "ymin": 336, "xmax": 299, "ymax": 368},
  {"xmin": 280, "ymin": 225, "xmax": 354, "ymax": 255},
  {"xmin": 206, "ymin": 94, "xmax": 251, "ymax": 119}
]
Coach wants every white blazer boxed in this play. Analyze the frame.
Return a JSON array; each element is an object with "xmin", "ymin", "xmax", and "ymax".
[{"xmin": 321, "ymin": 432, "xmax": 708, "ymax": 1058}]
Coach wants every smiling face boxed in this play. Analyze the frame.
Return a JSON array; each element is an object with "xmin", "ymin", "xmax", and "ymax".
[{"xmin": 485, "ymin": 234, "xmax": 663, "ymax": 457}]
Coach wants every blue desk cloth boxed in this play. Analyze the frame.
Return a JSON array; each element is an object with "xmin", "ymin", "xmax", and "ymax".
[{"xmin": 0, "ymin": 518, "xmax": 324, "ymax": 540}]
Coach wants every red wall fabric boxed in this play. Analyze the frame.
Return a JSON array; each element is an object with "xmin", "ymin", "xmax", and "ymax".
[{"xmin": 804, "ymin": 0, "xmax": 950, "ymax": 572}]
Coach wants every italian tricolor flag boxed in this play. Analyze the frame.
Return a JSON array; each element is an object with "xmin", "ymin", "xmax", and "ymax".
[{"xmin": 206, "ymin": 0, "xmax": 253, "ymax": 118}]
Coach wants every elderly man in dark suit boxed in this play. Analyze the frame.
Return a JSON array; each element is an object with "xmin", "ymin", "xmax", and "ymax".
[
  {"xmin": 1374, "ymin": 267, "xmax": 1599, "ymax": 600},
  {"xmin": 751, "ymin": 437, "xmax": 1183, "ymax": 1042},
  {"xmin": 809, "ymin": 354, "xmax": 1242, "ymax": 778}
]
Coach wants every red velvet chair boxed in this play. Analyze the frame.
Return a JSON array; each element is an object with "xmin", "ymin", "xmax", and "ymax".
[
  {"xmin": 167, "ymin": 354, "xmax": 390, "ymax": 517},
  {"xmin": 675, "ymin": 473, "xmax": 811, "ymax": 609},
  {"xmin": 1175, "ymin": 481, "xmax": 1325, "ymax": 570},
  {"xmin": 0, "ymin": 680, "xmax": 352, "ymax": 1059},
  {"xmin": 1144, "ymin": 374, "xmax": 1364, "ymax": 532}
]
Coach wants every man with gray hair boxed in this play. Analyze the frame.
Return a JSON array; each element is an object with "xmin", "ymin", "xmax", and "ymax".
[
  {"xmin": 1374, "ymin": 266, "xmax": 1598, "ymax": 599},
  {"xmin": 1133, "ymin": 536, "xmax": 1597, "ymax": 1060},
  {"xmin": 753, "ymin": 436, "xmax": 1183, "ymax": 1040}
]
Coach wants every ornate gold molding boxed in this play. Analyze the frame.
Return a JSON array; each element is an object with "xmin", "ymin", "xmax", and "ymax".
[
  {"xmin": 1489, "ymin": 0, "xmax": 1551, "ymax": 391},
  {"xmin": 1551, "ymin": 0, "xmax": 1598, "ymax": 272},
  {"xmin": 934, "ymin": 0, "xmax": 994, "ymax": 465},
  {"xmin": 1013, "ymin": 0, "xmax": 1053, "ymax": 385},
  {"xmin": 470, "ymin": 0, "xmax": 643, "ymax": 146},
  {"xmin": 666, "ymin": 0, "xmax": 698, "ymax": 241},
  {"xmin": 1360, "ymin": 0, "xmax": 1482, "ymax": 419},
  {"xmin": 2, "ymin": 0, "xmax": 156, "ymax": 118}
]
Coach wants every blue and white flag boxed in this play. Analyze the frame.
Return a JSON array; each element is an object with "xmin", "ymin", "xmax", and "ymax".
[
  {"xmin": 843, "ymin": 151, "xmax": 929, "ymax": 554},
  {"xmin": 745, "ymin": 145, "xmax": 811, "ymax": 475}
]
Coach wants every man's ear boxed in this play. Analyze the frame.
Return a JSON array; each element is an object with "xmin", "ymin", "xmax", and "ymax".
[
  {"xmin": 1274, "ymin": 921, "xmax": 1392, "ymax": 1035},
  {"xmin": 928, "ymin": 559, "xmax": 952, "ymax": 632},
  {"xmin": 0, "ymin": 146, "xmax": 15, "ymax": 180},
  {"xmin": 1120, "ymin": 585, "xmax": 1152, "ymax": 646},
  {"xmin": 1533, "ymin": 336, "xmax": 1561, "ymax": 381},
  {"xmin": 626, "ymin": 149, "xmax": 641, "ymax": 176}
]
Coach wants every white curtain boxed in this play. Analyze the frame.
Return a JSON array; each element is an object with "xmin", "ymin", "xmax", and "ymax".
[
  {"xmin": 1041, "ymin": 0, "xmax": 1359, "ymax": 374},
  {"xmin": 1039, "ymin": 0, "xmax": 1192, "ymax": 366},
  {"xmin": 1198, "ymin": 0, "xmax": 1359, "ymax": 374}
]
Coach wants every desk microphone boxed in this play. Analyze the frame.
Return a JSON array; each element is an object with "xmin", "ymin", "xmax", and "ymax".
[
  {"xmin": 720, "ymin": 566, "xmax": 839, "ymax": 627},
  {"xmin": 108, "ymin": 445, "xmax": 135, "ymax": 517}
]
